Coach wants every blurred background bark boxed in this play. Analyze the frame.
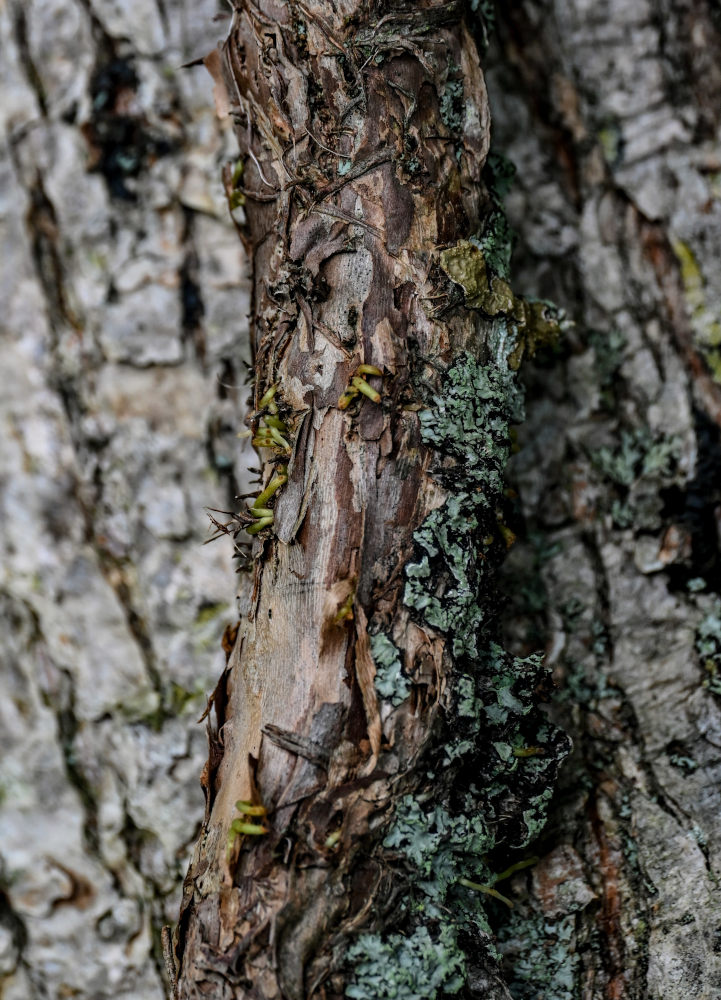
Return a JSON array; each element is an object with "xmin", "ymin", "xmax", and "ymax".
[
  {"xmin": 2, "ymin": 0, "xmax": 721, "ymax": 998},
  {"xmin": 0, "ymin": 1, "xmax": 253, "ymax": 996},
  {"xmin": 486, "ymin": 2, "xmax": 721, "ymax": 997}
]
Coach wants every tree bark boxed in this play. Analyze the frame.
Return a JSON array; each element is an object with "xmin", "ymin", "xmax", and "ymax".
[
  {"xmin": 5, "ymin": 1, "xmax": 720, "ymax": 998},
  {"xmin": 0, "ymin": 2, "xmax": 249, "ymax": 997},
  {"xmin": 174, "ymin": 3, "xmax": 568, "ymax": 998},
  {"xmin": 481, "ymin": 3, "xmax": 721, "ymax": 998}
]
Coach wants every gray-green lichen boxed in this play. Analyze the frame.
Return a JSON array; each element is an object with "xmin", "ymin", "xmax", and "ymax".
[
  {"xmin": 446, "ymin": 643, "xmax": 568, "ymax": 851},
  {"xmin": 403, "ymin": 353, "xmax": 520, "ymax": 656},
  {"xmin": 440, "ymin": 77, "xmax": 465, "ymax": 136},
  {"xmin": 348, "ymin": 640, "xmax": 570, "ymax": 992},
  {"xmin": 348, "ymin": 229, "xmax": 569, "ymax": 996},
  {"xmin": 591, "ymin": 427, "xmax": 680, "ymax": 529},
  {"xmin": 348, "ymin": 796, "xmax": 495, "ymax": 991},
  {"xmin": 371, "ymin": 632, "xmax": 412, "ymax": 706},
  {"xmin": 384, "ymin": 796, "xmax": 494, "ymax": 912},
  {"xmin": 592, "ymin": 428, "xmax": 678, "ymax": 488},
  {"xmin": 346, "ymin": 922, "xmax": 465, "ymax": 1000},
  {"xmin": 496, "ymin": 911, "xmax": 578, "ymax": 1000},
  {"xmin": 347, "ymin": 350, "xmax": 569, "ymax": 996}
]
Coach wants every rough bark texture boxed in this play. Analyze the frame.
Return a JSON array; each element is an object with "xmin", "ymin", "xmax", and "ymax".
[
  {"xmin": 0, "ymin": 3, "xmax": 251, "ymax": 997},
  {"xmin": 4, "ymin": 1, "xmax": 721, "ymax": 999},
  {"xmin": 483, "ymin": 3, "xmax": 721, "ymax": 998},
  {"xmin": 174, "ymin": 3, "xmax": 568, "ymax": 999}
]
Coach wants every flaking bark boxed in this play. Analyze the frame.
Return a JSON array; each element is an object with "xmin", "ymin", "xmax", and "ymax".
[{"xmin": 172, "ymin": 3, "xmax": 561, "ymax": 998}]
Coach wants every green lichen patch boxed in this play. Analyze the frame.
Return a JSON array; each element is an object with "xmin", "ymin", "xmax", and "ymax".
[
  {"xmin": 405, "ymin": 502, "xmax": 489, "ymax": 659},
  {"xmin": 167, "ymin": 680, "xmax": 208, "ymax": 717},
  {"xmin": 402, "ymin": 353, "xmax": 569, "ymax": 828},
  {"xmin": 440, "ymin": 77, "xmax": 465, "ymax": 136},
  {"xmin": 476, "ymin": 208, "xmax": 515, "ymax": 284},
  {"xmin": 383, "ymin": 796, "xmax": 495, "ymax": 908},
  {"xmin": 194, "ymin": 601, "xmax": 229, "ymax": 626},
  {"xmin": 439, "ymin": 242, "xmax": 563, "ymax": 368},
  {"xmin": 591, "ymin": 427, "xmax": 680, "ymax": 529},
  {"xmin": 448, "ymin": 644, "xmax": 570, "ymax": 849},
  {"xmin": 348, "ymin": 280, "xmax": 569, "ymax": 996},
  {"xmin": 671, "ymin": 237, "xmax": 721, "ymax": 383},
  {"xmin": 440, "ymin": 241, "xmax": 515, "ymax": 315},
  {"xmin": 592, "ymin": 428, "xmax": 678, "ymax": 488},
  {"xmin": 349, "ymin": 639, "xmax": 570, "ymax": 997},
  {"xmin": 370, "ymin": 632, "xmax": 412, "ymax": 706},
  {"xmin": 416, "ymin": 353, "xmax": 521, "ymax": 466},
  {"xmin": 667, "ymin": 750, "xmax": 699, "ymax": 774}
]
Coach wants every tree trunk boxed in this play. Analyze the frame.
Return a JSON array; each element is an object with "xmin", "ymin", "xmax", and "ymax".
[
  {"xmin": 4, "ymin": 1, "xmax": 720, "ymax": 998},
  {"xmin": 174, "ymin": 3, "xmax": 568, "ymax": 998}
]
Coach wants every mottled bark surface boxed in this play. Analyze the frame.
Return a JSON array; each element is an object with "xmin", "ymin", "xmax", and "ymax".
[
  {"xmin": 0, "ymin": 2, "xmax": 250, "ymax": 997},
  {"xmin": 484, "ymin": 3, "xmax": 721, "ymax": 998}
]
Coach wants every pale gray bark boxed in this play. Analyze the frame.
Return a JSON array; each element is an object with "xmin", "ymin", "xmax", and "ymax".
[{"xmin": 0, "ymin": 2, "xmax": 251, "ymax": 998}]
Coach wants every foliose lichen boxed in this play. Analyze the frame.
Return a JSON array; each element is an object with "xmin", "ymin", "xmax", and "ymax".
[
  {"xmin": 371, "ymin": 632, "xmax": 412, "ymax": 706},
  {"xmin": 403, "ymin": 352, "xmax": 521, "ymax": 656},
  {"xmin": 347, "ymin": 233, "xmax": 569, "ymax": 992},
  {"xmin": 496, "ymin": 911, "xmax": 578, "ymax": 1000},
  {"xmin": 383, "ymin": 796, "xmax": 494, "ymax": 914},
  {"xmin": 347, "ymin": 347, "xmax": 569, "ymax": 994},
  {"xmin": 346, "ymin": 638, "xmax": 569, "ymax": 993},
  {"xmin": 439, "ymin": 242, "xmax": 564, "ymax": 369},
  {"xmin": 591, "ymin": 426, "xmax": 680, "ymax": 529},
  {"xmin": 346, "ymin": 921, "xmax": 465, "ymax": 1000},
  {"xmin": 440, "ymin": 243, "xmax": 515, "ymax": 315},
  {"xmin": 440, "ymin": 67, "xmax": 465, "ymax": 136},
  {"xmin": 592, "ymin": 428, "xmax": 678, "ymax": 488},
  {"xmin": 444, "ymin": 643, "xmax": 569, "ymax": 852}
]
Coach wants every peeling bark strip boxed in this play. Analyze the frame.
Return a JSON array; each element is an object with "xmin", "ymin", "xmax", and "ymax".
[{"xmin": 175, "ymin": 4, "xmax": 567, "ymax": 998}]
